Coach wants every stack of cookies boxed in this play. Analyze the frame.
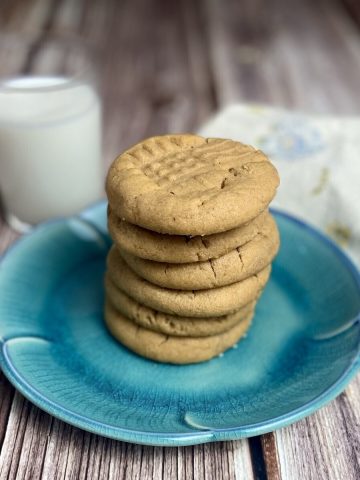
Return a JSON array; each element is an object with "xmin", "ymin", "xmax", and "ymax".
[{"xmin": 105, "ymin": 134, "xmax": 279, "ymax": 364}]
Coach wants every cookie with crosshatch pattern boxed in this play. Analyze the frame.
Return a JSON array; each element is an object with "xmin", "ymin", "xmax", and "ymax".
[{"xmin": 106, "ymin": 134, "xmax": 279, "ymax": 235}]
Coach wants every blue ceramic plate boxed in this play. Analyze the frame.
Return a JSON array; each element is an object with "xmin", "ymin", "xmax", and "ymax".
[{"xmin": 0, "ymin": 202, "xmax": 359, "ymax": 446}]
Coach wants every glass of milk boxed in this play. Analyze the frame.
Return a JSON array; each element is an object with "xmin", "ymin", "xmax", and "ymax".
[{"xmin": 0, "ymin": 33, "xmax": 104, "ymax": 231}]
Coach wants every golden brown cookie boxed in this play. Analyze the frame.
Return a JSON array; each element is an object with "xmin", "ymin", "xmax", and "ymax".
[
  {"xmin": 118, "ymin": 213, "xmax": 279, "ymax": 290},
  {"xmin": 107, "ymin": 247, "xmax": 270, "ymax": 317},
  {"xmin": 105, "ymin": 301, "xmax": 254, "ymax": 364},
  {"xmin": 106, "ymin": 134, "xmax": 279, "ymax": 235},
  {"xmin": 108, "ymin": 208, "xmax": 269, "ymax": 263},
  {"xmin": 106, "ymin": 276, "xmax": 256, "ymax": 337}
]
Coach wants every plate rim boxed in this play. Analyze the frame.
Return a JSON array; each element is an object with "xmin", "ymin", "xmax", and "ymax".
[{"xmin": 0, "ymin": 203, "xmax": 359, "ymax": 446}]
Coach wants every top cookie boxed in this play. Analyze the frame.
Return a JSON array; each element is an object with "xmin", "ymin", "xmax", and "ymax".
[{"xmin": 106, "ymin": 134, "xmax": 279, "ymax": 235}]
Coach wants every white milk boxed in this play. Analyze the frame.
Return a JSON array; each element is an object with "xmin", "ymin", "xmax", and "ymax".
[{"xmin": 0, "ymin": 76, "xmax": 103, "ymax": 225}]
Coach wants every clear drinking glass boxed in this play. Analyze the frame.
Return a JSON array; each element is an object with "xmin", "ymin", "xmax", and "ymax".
[{"xmin": 0, "ymin": 32, "xmax": 104, "ymax": 232}]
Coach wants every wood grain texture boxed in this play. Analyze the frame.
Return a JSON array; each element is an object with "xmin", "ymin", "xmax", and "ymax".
[
  {"xmin": 205, "ymin": 0, "xmax": 360, "ymax": 113},
  {"xmin": 341, "ymin": 0, "xmax": 360, "ymax": 27},
  {"xmin": 0, "ymin": 373, "xmax": 14, "ymax": 451},
  {"xmin": 79, "ymin": 0, "xmax": 216, "ymax": 166},
  {"xmin": 272, "ymin": 391, "xmax": 360, "ymax": 480},
  {"xmin": 261, "ymin": 434, "xmax": 281, "ymax": 480},
  {"xmin": 0, "ymin": 388, "xmax": 254, "ymax": 480},
  {"xmin": 0, "ymin": 0, "xmax": 360, "ymax": 479}
]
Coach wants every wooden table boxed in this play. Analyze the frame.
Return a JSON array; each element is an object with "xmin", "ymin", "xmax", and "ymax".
[{"xmin": 0, "ymin": 1, "xmax": 360, "ymax": 478}]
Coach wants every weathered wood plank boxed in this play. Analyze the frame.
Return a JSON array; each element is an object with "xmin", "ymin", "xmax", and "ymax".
[
  {"xmin": 204, "ymin": 0, "xmax": 360, "ymax": 113},
  {"xmin": 232, "ymin": 440, "xmax": 255, "ymax": 480},
  {"xmin": 341, "ymin": 0, "xmax": 360, "ymax": 28},
  {"xmin": 0, "ymin": 392, "xmax": 32, "ymax": 480},
  {"xmin": 261, "ymin": 433, "xmax": 281, "ymax": 480},
  {"xmin": 261, "ymin": 379, "xmax": 360, "ymax": 480},
  {"xmin": 268, "ymin": 388, "xmax": 360, "ymax": 480},
  {"xmin": 0, "ymin": 0, "xmax": 56, "ymax": 31},
  {"xmin": 0, "ymin": 373, "xmax": 14, "ymax": 451},
  {"xmin": 0, "ymin": 386, "xmax": 255, "ymax": 480},
  {"xmin": 80, "ymin": 0, "xmax": 217, "ymax": 166}
]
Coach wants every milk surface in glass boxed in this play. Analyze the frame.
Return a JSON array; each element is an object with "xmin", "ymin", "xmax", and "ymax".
[{"xmin": 0, "ymin": 76, "xmax": 103, "ymax": 225}]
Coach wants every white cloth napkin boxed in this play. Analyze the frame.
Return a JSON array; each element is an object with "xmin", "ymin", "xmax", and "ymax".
[{"xmin": 199, "ymin": 104, "xmax": 360, "ymax": 267}]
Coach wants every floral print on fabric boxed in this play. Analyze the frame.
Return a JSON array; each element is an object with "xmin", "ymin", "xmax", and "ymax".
[{"xmin": 257, "ymin": 117, "xmax": 325, "ymax": 160}]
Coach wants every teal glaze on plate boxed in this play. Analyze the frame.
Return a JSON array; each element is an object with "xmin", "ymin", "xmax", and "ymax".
[{"xmin": 0, "ymin": 201, "xmax": 359, "ymax": 446}]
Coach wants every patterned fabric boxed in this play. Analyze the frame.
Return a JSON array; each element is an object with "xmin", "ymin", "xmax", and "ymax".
[{"xmin": 199, "ymin": 104, "xmax": 360, "ymax": 265}]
